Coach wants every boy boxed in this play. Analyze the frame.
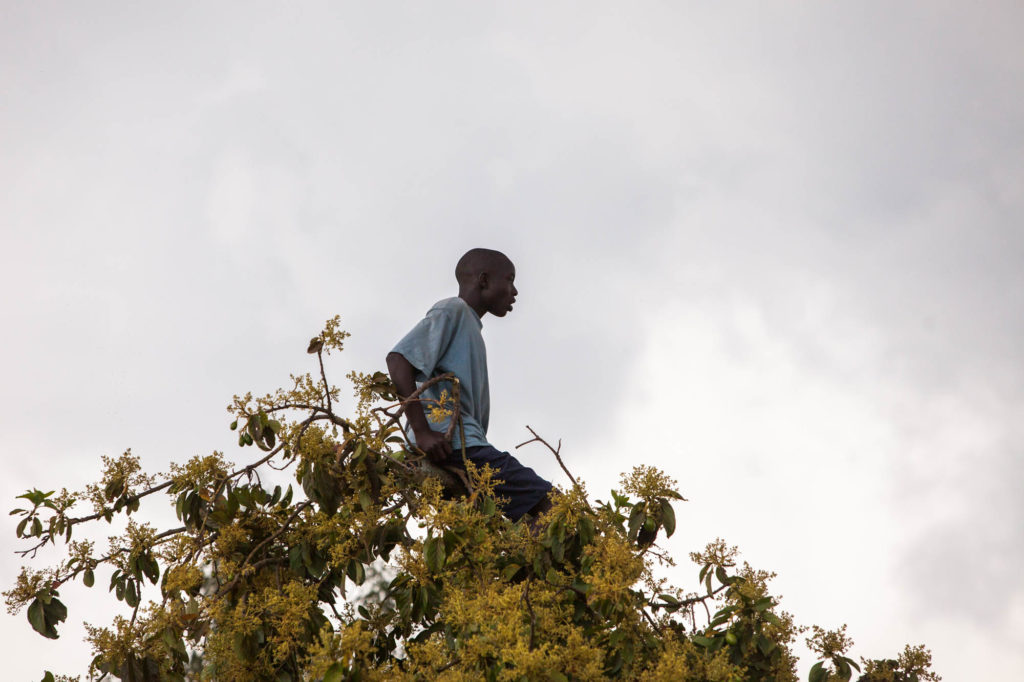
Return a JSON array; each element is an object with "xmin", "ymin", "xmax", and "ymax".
[{"xmin": 386, "ymin": 248, "xmax": 553, "ymax": 522}]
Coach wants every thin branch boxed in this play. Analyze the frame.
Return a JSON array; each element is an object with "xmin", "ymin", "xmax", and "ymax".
[
  {"xmin": 66, "ymin": 480, "xmax": 174, "ymax": 526},
  {"xmin": 522, "ymin": 580, "xmax": 537, "ymax": 650},
  {"xmin": 436, "ymin": 657, "xmax": 461, "ymax": 673},
  {"xmin": 640, "ymin": 606, "xmax": 662, "ymax": 634},
  {"xmin": 678, "ymin": 582, "xmax": 728, "ymax": 607},
  {"xmin": 517, "ymin": 425, "xmax": 580, "ymax": 490},
  {"xmin": 374, "ymin": 373, "xmax": 459, "ymax": 434},
  {"xmin": 216, "ymin": 501, "xmax": 311, "ymax": 597},
  {"xmin": 316, "ymin": 347, "xmax": 332, "ymax": 415},
  {"xmin": 48, "ymin": 526, "xmax": 189, "ymax": 589}
]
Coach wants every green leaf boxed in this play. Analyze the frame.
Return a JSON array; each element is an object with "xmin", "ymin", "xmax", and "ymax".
[
  {"xmin": 247, "ymin": 416, "xmax": 261, "ymax": 441},
  {"xmin": 502, "ymin": 564, "xmax": 522, "ymax": 581},
  {"xmin": 660, "ymin": 499, "xmax": 676, "ymax": 537},
  {"xmin": 809, "ymin": 661, "xmax": 827, "ymax": 682},
  {"xmin": 27, "ymin": 598, "xmax": 46, "ymax": 636},
  {"xmin": 425, "ymin": 536, "xmax": 446, "ymax": 573},
  {"xmin": 577, "ymin": 516, "xmax": 596, "ymax": 545},
  {"xmin": 323, "ymin": 662, "xmax": 344, "ymax": 682},
  {"xmin": 125, "ymin": 579, "xmax": 140, "ymax": 608},
  {"xmin": 45, "ymin": 598, "xmax": 67, "ymax": 624},
  {"xmin": 143, "ymin": 554, "xmax": 160, "ymax": 584},
  {"xmin": 83, "ymin": 569, "xmax": 95, "ymax": 588},
  {"xmin": 754, "ymin": 596, "xmax": 773, "ymax": 611},
  {"xmin": 627, "ymin": 506, "xmax": 644, "ymax": 541},
  {"xmin": 757, "ymin": 635, "xmax": 777, "ymax": 656},
  {"xmin": 346, "ymin": 559, "xmax": 365, "ymax": 585},
  {"xmin": 715, "ymin": 565, "xmax": 729, "ymax": 585},
  {"xmin": 42, "ymin": 672, "xmax": 56, "ymax": 682},
  {"xmin": 481, "ymin": 495, "xmax": 496, "ymax": 517}
]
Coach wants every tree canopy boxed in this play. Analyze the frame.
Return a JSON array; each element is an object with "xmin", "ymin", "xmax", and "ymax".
[{"xmin": 6, "ymin": 317, "xmax": 940, "ymax": 681}]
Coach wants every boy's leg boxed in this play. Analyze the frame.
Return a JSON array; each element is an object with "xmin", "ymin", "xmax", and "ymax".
[{"xmin": 450, "ymin": 445, "xmax": 553, "ymax": 522}]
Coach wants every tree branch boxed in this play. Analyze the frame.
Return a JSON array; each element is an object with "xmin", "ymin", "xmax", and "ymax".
[{"xmin": 516, "ymin": 425, "xmax": 580, "ymax": 490}]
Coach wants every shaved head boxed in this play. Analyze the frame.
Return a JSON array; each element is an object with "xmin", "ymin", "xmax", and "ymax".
[{"xmin": 455, "ymin": 248, "xmax": 513, "ymax": 286}]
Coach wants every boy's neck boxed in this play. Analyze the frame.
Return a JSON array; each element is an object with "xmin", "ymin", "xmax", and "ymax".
[{"xmin": 458, "ymin": 290, "xmax": 487, "ymax": 319}]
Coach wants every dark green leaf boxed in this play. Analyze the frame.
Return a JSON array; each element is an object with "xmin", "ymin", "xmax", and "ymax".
[
  {"xmin": 627, "ymin": 506, "xmax": 644, "ymax": 541},
  {"xmin": 660, "ymin": 499, "xmax": 676, "ymax": 537},
  {"xmin": 425, "ymin": 536, "xmax": 446, "ymax": 573},
  {"xmin": 125, "ymin": 579, "xmax": 139, "ymax": 608},
  {"xmin": 45, "ymin": 598, "xmax": 67, "ymax": 624},
  {"xmin": 715, "ymin": 565, "xmax": 729, "ymax": 585},
  {"xmin": 27, "ymin": 599, "xmax": 46, "ymax": 636},
  {"xmin": 691, "ymin": 635, "xmax": 714, "ymax": 648},
  {"xmin": 323, "ymin": 662, "xmax": 344, "ymax": 682}
]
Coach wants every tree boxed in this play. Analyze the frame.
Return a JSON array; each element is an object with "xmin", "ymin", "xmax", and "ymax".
[{"xmin": 6, "ymin": 317, "xmax": 940, "ymax": 681}]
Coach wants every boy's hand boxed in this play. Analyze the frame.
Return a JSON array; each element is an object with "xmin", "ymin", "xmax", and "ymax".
[{"xmin": 415, "ymin": 428, "xmax": 452, "ymax": 464}]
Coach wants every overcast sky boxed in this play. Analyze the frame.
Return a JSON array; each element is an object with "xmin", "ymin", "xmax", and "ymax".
[{"xmin": 2, "ymin": 2, "xmax": 1022, "ymax": 680}]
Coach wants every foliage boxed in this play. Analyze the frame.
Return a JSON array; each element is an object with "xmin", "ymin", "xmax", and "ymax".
[{"xmin": 6, "ymin": 317, "xmax": 940, "ymax": 681}]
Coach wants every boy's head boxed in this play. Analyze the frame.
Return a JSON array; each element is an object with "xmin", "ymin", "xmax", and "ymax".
[{"xmin": 456, "ymin": 248, "xmax": 518, "ymax": 318}]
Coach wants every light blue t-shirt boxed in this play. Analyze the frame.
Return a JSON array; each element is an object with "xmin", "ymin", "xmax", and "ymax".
[{"xmin": 391, "ymin": 297, "xmax": 490, "ymax": 449}]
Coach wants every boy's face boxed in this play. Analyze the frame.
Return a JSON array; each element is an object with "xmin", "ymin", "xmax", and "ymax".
[{"xmin": 482, "ymin": 259, "xmax": 518, "ymax": 317}]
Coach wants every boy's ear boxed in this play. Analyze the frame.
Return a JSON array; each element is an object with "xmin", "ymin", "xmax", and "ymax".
[{"xmin": 478, "ymin": 271, "xmax": 490, "ymax": 289}]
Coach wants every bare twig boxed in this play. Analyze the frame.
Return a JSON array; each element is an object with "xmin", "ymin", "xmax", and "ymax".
[
  {"xmin": 640, "ymin": 606, "xmax": 663, "ymax": 634},
  {"xmin": 436, "ymin": 657, "xmax": 462, "ymax": 673},
  {"xmin": 316, "ymin": 347, "xmax": 332, "ymax": 415},
  {"xmin": 517, "ymin": 425, "xmax": 580, "ymax": 490},
  {"xmin": 678, "ymin": 582, "xmax": 728, "ymax": 608},
  {"xmin": 522, "ymin": 580, "xmax": 537, "ymax": 650}
]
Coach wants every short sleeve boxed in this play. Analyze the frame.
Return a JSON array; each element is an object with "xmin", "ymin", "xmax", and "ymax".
[{"xmin": 390, "ymin": 308, "xmax": 457, "ymax": 382}]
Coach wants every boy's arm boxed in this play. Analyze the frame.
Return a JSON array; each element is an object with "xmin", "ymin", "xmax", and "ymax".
[{"xmin": 386, "ymin": 351, "xmax": 453, "ymax": 463}]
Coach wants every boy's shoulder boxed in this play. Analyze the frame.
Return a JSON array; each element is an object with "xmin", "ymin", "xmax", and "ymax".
[
  {"xmin": 427, "ymin": 296, "xmax": 465, "ymax": 313},
  {"xmin": 425, "ymin": 297, "xmax": 479, "ymax": 324}
]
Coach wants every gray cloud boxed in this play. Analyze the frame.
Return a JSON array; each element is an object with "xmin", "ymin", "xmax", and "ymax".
[{"xmin": 3, "ymin": 2, "xmax": 1023, "ymax": 679}]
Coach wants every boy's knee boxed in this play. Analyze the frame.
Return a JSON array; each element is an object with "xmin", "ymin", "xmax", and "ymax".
[{"xmin": 527, "ymin": 494, "xmax": 552, "ymax": 517}]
